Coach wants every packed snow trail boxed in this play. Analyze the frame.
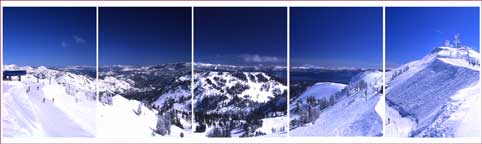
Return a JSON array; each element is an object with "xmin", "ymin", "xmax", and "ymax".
[
  {"xmin": 2, "ymin": 82, "xmax": 44, "ymax": 137},
  {"xmin": 385, "ymin": 105, "xmax": 415, "ymax": 137},
  {"xmin": 2, "ymin": 81, "xmax": 94, "ymax": 137},
  {"xmin": 443, "ymin": 81, "xmax": 480, "ymax": 137},
  {"xmin": 30, "ymin": 91, "xmax": 92, "ymax": 137},
  {"xmin": 455, "ymin": 82, "xmax": 481, "ymax": 137}
]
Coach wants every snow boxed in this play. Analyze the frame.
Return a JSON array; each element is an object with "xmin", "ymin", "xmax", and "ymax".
[
  {"xmin": 240, "ymin": 72, "xmax": 285, "ymax": 103},
  {"xmin": 152, "ymin": 86, "xmax": 191, "ymax": 111},
  {"xmin": 295, "ymin": 82, "xmax": 346, "ymax": 102},
  {"xmin": 96, "ymin": 64, "xmax": 193, "ymax": 138},
  {"xmin": 194, "ymin": 71, "xmax": 286, "ymax": 113},
  {"xmin": 374, "ymin": 93, "xmax": 385, "ymax": 130},
  {"xmin": 438, "ymin": 58, "xmax": 479, "ymax": 71},
  {"xmin": 290, "ymin": 71, "xmax": 383, "ymax": 136},
  {"xmin": 2, "ymin": 81, "xmax": 44, "ymax": 137},
  {"xmin": 97, "ymin": 95, "xmax": 190, "ymax": 138},
  {"xmin": 255, "ymin": 117, "xmax": 288, "ymax": 136},
  {"xmin": 386, "ymin": 46, "xmax": 480, "ymax": 137},
  {"xmin": 291, "ymin": 93, "xmax": 382, "ymax": 136},
  {"xmin": 191, "ymin": 117, "xmax": 287, "ymax": 138},
  {"xmin": 2, "ymin": 66, "xmax": 97, "ymax": 137},
  {"xmin": 452, "ymin": 81, "xmax": 480, "ymax": 137},
  {"xmin": 385, "ymin": 105, "xmax": 416, "ymax": 137},
  {"xmin": 98, "ymin": 76, "xmax": 133, "ymax": 93},
  {"xmin": 97, "ymin": 95, "xmax": 157, "ymax": 138}
]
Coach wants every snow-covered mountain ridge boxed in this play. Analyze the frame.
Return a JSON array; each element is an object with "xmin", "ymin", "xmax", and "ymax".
[
  {"xmin": 192, "ymin": 63, "xmax": 288, "ymax": 137},
  {"xmin": 194, "ymin": 71, "xmax": 286, "ymax": 114},
  {"xmin": 386, "ymin": 46, "xmax": 480, "ymax": 137},
  {"xmin": 97, "ymin": 63, "xmax": 192, "ymax": 137}
]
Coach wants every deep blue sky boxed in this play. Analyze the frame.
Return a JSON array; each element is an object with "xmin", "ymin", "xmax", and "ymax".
[
  {"xmin": 195, "ymin": 7, "xmax": 287, "ymax": 66},
  {"xmin": 99, "ymin": 7, "xmax": 191, "ymax": 66},
  {"xmin": 291, "ymin": 7, "xmax": 382, "ymax": 69},
  {"xmin": 387, "ymin": 7, "xmax": 480, "ymax": 68},
  {"xmin": 4, "ymin": 7, "xmax": 96, "ymax": 67}
]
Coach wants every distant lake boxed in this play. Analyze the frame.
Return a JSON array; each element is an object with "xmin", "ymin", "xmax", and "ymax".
[{"xmin": 290, "ymin": 69, "xmax": 363, "ymax": 84}]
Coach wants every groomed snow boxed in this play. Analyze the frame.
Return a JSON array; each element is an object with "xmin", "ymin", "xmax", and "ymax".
[{"xmin": 2, "ymin": 72, "xmax": 96, "ymax": 137}]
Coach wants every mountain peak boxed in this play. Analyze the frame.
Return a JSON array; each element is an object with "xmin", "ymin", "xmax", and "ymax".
[{"xmin": 429, "ymin": 46, "xmax": 479, "ymax": 59}]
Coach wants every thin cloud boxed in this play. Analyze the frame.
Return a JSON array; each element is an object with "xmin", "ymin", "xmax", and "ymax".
[
  {"xmin": 242, "ymin": 54, "xmax": 281, "ymax": 63},
  {"xmin": 434, "ymin": 29, "xmax": 444, "ymax": 35},
  {"xmin": 73, "ymin": 35, "xmax": 86, "ymax": 44},
  {"xmin": 61, "ymin": 41, "xmax": 69, "ymax": 48}
]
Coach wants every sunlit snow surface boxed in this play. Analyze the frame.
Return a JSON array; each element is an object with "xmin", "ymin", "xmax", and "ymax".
[
  {"xmin": 386, "ymin": 47, "xmax": 481, "ymax": 137},
  {"xmin": 290, "ymin": 71, "xmax": 383, "ymax": 136},
  {"xmin": 97, "ymin": 95, "xmax": 191, "ymax": 138},
  {"xmin": 2, "ymin": 65, "xmax": 96, "ymax": 137}
]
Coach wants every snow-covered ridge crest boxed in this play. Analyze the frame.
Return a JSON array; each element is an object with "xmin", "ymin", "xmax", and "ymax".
[
  {"xmin": 3, "ymin": 65, "xmax": 96, "ymax": 93},
  {"xmin": 388, "ymin": 46, "xmax": 480, "ymax": 83},
  {"xmin": 429, "ymin": 46, "xmax": 480, "ymax": 60},
  {"xmin": 410, "ymin": 46, "xmax": 480, "ymax": 68},
  {"xmin": 295, "ymin": 82, "xmax": 347, "ymax": 102},
  {"xmin": 347, "ymin": 70, "xmax": 382, "ymax": 95},
  {"xmin": 194, "ymin": 62, "xmax": 286, "ymax": 72}
]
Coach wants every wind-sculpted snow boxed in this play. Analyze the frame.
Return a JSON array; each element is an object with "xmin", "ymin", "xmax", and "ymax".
[{"xmin": 386, "ymin": 46, "xmax": 481, "ymax": 137}]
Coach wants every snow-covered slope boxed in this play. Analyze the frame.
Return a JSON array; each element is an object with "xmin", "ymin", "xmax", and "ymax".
[
  {"xmin": 294, "ymin": 82, "xmax": 346, "ymax": 103},
  {"xmin": 2, "ymin": 65, "xmax": 96, "ymax": 137},
  {"xmin": 290, "ymin": 70, "xmax": 383, "ymax": 136},
  {"xmin": 97, "ymin": 63, "xmax": 192, "ymax": 137},
  {"xmin": 385, "ymin": 46, "xmax": 480, "ymax": 137},
  {"xmin": 256, "ymin": 117, "xmax": 288, "ymax": 137},
  {"xmin": 3, "ymin": 81, "xmax": 45, "ymax": 137},
  {"xmin": 194, "ymin": 71, "xmax": 286, "ymax": 114},
  {"xmin": 193, "ymin": 66, "xmax": 288, "ymax": 137},
  {"xmin": 97, "ymin": 95, "xmax": 190, "ymax": 138},
  {"xmin": 152, "ymin": 74, "xmax": 192, "ymax": 113}
]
